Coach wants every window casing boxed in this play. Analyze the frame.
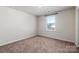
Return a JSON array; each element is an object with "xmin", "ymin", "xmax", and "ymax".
[{"xmin": 46, "ymin": 15, "xmax": 56, "ymax": 31}]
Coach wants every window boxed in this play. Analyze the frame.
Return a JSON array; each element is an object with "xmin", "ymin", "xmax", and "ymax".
[{"xmin": 46, "ymin": 15, "xmax": 56, "ymax": 31}]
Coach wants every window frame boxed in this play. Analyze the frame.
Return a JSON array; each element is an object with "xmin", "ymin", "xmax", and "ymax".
[{"xmin": 46, "ymin": 15, "xmax": 56, "ymax": 32}]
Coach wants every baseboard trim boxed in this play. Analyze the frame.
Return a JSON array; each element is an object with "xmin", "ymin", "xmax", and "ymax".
[
  {"xmin": 0, "ymin": 34, "xmax": 75, "ymax": 46},
  {"xmin": 0, "ymin": 34, "xmax": 37, "ymax": 46},
  {"xmin": 37, "ymin": 34, "xmax": 75, "ymax": 44}
]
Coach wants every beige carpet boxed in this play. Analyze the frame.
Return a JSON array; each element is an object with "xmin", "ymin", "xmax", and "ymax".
[{"xmin": 0, "ymin": 36, "xmax": 79, "ymax": 53}]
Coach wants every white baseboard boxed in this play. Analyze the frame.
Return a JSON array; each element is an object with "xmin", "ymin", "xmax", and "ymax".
[
  {"xmin": 38, "ymin": 34, "xmax": 75, "ymax": 43},
  {"xmin": 0, "ymin": 33, "xmax": 75, "ymax": 46},
  {"xmin": 0, "ymin": 34, "xmax": 36, "ymax": 46}
]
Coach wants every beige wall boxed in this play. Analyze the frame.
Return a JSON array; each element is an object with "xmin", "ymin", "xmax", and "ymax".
[
  {"xmin": 0, "ymin": 7, "xmax": 37, "ymax": 46},
  {"xmin": 37, "ymin": 8, "xmax": 75, "ymax": 43}
]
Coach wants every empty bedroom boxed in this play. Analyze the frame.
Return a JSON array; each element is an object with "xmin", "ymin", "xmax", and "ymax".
[{"xmin": 0, "ymin": 6, "xmax": 78, "ymax": 53}]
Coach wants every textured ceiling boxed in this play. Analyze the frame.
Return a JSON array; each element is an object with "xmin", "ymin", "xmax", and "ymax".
[{"xmin": 8, "ymin": 6, "xmax": 74, "ymax": 16}]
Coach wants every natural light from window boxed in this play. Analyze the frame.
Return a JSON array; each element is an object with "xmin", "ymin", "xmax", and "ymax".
[{"xmin": 46, "ymin": 15, "xmax": 56, "ymax": 31}]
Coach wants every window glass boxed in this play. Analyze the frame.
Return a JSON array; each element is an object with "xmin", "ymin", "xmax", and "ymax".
[{"xmin": 46, "ymin": 15, "xmax": 56, "ymax": 31}]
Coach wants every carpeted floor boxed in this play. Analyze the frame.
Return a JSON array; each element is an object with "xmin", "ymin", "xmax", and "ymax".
[{"xmin": 0, "ymin": 36, "xmax": 79, "ymax": 53}]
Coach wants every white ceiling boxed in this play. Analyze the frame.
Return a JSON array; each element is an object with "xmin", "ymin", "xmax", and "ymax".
[{"xmin": 8, "ymin": 6, "xmax": 74, "ymax": 16}]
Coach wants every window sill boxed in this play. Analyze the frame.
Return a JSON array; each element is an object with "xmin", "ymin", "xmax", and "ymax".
[{"xmin": 46, "ymin": 30, "xmax": 56, "ymax": 32}]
